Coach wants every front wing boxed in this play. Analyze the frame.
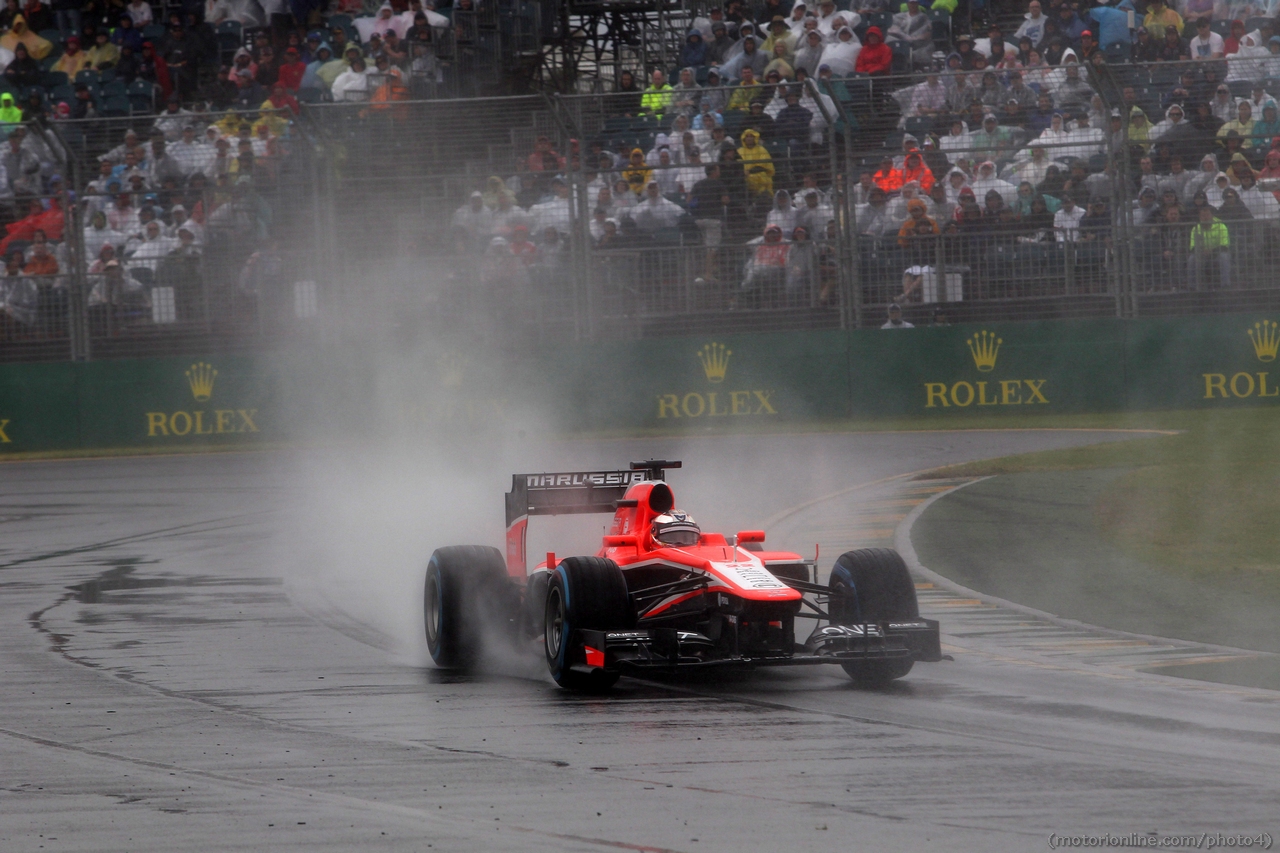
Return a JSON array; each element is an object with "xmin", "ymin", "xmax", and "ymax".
[{"xmin": 566, "ymin": 619, "xmax": 942, "ymax": 677}]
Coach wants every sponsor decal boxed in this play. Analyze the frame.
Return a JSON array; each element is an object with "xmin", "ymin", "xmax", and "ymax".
[
  {"xmin": 657, "ymin": 342, "xmax": 778, "ymax": 419},
  {"xmin": 924, "ymin": 330, "xmax": 1049, "ymax": 408},
  {"xmin": 146, "ymin": 361, "xmax": 260, "ymax": 437},
  {"xmin": 524, "ymin": 471, "xmax": 647, "ymax": 489},
  {"xmin": 712, "ymin": 561, "xmax": 789, "ymax": 591},
  {"xmin": 1202, "ymin": 320, "xmax": 1280, "ymax": 400},
  {"xmin": 0, "ymin": 418, "xmax": 10, "ymax": 443}
]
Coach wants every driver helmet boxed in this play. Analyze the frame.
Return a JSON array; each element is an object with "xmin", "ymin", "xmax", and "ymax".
[{"xmin": 651, "ymin": 511, "xmax": 701, "ymax": 546}]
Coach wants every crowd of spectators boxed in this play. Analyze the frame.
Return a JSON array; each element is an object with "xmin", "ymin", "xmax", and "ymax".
[{"xmin": 456, "ymin": 0, "xmax": 1280, "ymax": 309}]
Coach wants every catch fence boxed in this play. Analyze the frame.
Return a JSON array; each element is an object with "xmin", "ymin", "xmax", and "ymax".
[{"xmin": 4, "ymin": 56, "xmax": 1280, "ymax": 362}]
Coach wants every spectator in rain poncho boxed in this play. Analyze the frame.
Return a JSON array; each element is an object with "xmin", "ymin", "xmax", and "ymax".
[
  {"xmin": 793, "ymin": 29, "xmax": 826, "ymax": 77},
  {"xmin": 737, "ymin": 128, "xmax": 774, "ymax": 198},
  {"xmin": 451, "ymin": 191, "xmax": 494, "ymax": 253},
  {"xmin": 1227, "ymin": 34, "xmax": 1269, "ymax": 84},
  {"xmin": 785, "ymin": 224, "xmax": 818, "ymax": 301},
  {"xmin": 87, "ymin": 259, "xmax": 148, "ymax": 311},
  {"xmin": 125, "ymin": 219, "xmax": 179, "ymax": 271},
  {"xmin": 720, "ymin": 34, "xmax": 768, "ymax": 81},
  {"xmin": 0, "ymin": 16, "xmax": 51, "ymax": 60},
  {"xmin": 738, "ymin": 223, "xmax": 790, "ymax": 301},
  {"xmin": 888, "ymin": 0, "xmax": 932, "ymax": 67},
  {"xmin": 631, "ymin": 180, "xmax": 686, "ymax": 233},
  {"xmin": 764, "ymin": 189, "xmax": 798, "ymax": 233},
  {"xmin": 652, "ymin": 148, "xmax": 681, "ymax": 195},
  {"xmin": 971, "ymin": 161, "xmax": 1017, "ymax": 205},
  {"xmin": 0, "ymin": 250, "xmax": 37, "ymax": 327},
  {"xmin": 529, "ymin": 176, "xmax": 575, "ymax": 234},
  {"xmin": 621, "ymin": 147, "xmax": 653, "ymax": 195},
  {"xmin": 300, "ymin": 42, "xmax": 333, "ymax": 90},
  {"xmin": 83, "ymin": 209, "xmax": 126, "ymax": 258},
  {"xmin": 763, "ymin": 40, "xmax": 796, "ymax": 80},
  {"xmin": 706, "ymin": 22, "xmax": 736, "ymax": 66},
  {"xmin": 819, "ymin": 26, "xmax": 860, "ymax": 76},
  {"xmin": 761, "ymin": 16, "xmax": 796, "ymax": 59},
  {"xmin": 208, "ymin": 0, "xmax": 265, "ymax": 29},
  {"xmin": 330, "ymin": 55, "xmax": 370, "ymax": 102},
  {"xmin": 670, "ymin": 67, "xmax": 702, "ymax": 116},
  {"xmin": 357, "ymin": 3, "xmax": 407, "ymax": 42}
]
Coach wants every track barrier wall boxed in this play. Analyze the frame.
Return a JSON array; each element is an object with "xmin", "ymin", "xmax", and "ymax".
[{"xmin": 1, "ymin": 312, "xmax": 1277, "ymax": 453}]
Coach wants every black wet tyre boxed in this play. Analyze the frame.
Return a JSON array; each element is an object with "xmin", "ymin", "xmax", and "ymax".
[
  {"xmin": 829, "ymin": 548, "xmax": 918, "ymax": 686},
  {"xmin": 424, "ymin": 545, "xmax": 510, "ymax": 670},
  {"xmin": 544, "ymin": 556, "xmax": 632, "ymax": 691}
]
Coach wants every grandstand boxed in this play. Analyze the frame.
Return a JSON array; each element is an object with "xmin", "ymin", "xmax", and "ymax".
[{"xmin": 2, "ymin": 0, "xmax": 1280, "ymax": 361}]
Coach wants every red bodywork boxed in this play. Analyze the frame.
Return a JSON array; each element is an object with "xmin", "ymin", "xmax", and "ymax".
[{"xmin": 526, "ymin": 480, "xmax": 805, "ymax": 616}]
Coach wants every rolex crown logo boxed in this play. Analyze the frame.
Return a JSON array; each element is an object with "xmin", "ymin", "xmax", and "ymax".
[
  {"xmin": 185, "ymin": 362, "xmax": 218, "ymax": 402},
  {"xmin": 1248, "ymin": 320, "xmax": 1278, "ymax": 363},
  {"xmin": 697, "ymin": 343, "xmax": 731, "ymax": 383},
  {"xmin": 966, "ymin": 330, "xmax": 1002, "ymax": 373}
]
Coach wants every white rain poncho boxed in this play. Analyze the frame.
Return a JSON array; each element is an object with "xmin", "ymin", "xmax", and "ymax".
[{"xmin": 818, "ymin": 27, "xmax": 860, "ymax": 76}]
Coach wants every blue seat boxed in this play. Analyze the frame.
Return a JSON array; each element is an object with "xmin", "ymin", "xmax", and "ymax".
[
  {"xmin": 40, "ymin": 71, "xmax": 68, "ymax": 89},
  {"xmin": 296, "ymin": 86, "xmax": 327, "ymax": 103},
  {"xmin": 100, "ymin": 94, "xmax": 129, "ymax": 116},
  {"xmin": 127, "ymin": 79, "xmax": 155, "ymax": 113},
  {"xmin": 142, "ymin": 24, "xmax": 167, "ymax": 41},
  {"xmin": 49, "ymin": 83, "xmax": 74, "ymax": 104},
  {"xmin": 101, "ymin": 79, "xmax": 127, "ymax": 97},
  {"xmin": 74, "ymin": 69, "xmax": 99, "ymax": 87}
]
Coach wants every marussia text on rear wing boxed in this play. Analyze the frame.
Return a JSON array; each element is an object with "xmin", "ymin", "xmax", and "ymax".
[{"xmin": 504, "ymin": 460, "xmax": 681, "ymax": 576}]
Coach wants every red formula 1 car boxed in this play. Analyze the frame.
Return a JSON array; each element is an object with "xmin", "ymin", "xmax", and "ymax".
[{"xmin": 424, "ymin": 460, "xmax": 941, "ymax": 690}]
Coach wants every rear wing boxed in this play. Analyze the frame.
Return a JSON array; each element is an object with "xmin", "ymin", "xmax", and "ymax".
[{"xmin": 503, "ymin": 460, "xmax": 680, "ymax": 576}]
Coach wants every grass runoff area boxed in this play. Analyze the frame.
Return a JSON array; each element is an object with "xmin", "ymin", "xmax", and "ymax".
[
  {"xmin": 926, "ymin": 409, "xmax": 1279, "ymax": 586},
  {"xmin": 912, "ymin": 408, "xmax": 1280, "ymax": 688}
]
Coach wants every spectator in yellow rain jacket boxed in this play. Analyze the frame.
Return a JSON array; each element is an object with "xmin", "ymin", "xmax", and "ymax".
[
  {"xmin": 1187, "ymin": 205, "xmax": 1229, "ymax": 289},
  {"xmin": 622, "ymin": 148, "xmax": 653, "ymax": 195},
  {"xmin": 0, "ymin": 93, "xmax": 23, "ymax": 127},
  {"xmin": 0, "ymin": 16, "xmax": 52, "ymax": 61},
  {"xmin": 738, "ymin": 128, "xmax": 774, "ymax": 198},
  {"xmin": 639, "ymin": 69, "xmax": 673, "ymax": 116}
]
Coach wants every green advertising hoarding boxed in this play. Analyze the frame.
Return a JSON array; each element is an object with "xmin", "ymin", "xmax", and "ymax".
[{"xmin": 0, "ymin": 312, "xmax": 1276, "ymax": 454}]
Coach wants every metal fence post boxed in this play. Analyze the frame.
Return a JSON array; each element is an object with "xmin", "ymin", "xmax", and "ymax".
[{"xmin": 817, "ymin": 80, "xmax": 861, "ymax": 329}]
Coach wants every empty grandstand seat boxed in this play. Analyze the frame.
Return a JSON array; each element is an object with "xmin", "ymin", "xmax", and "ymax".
[
  {"xmin": 142, "ymin": 24, "xmax": 167, "ymax": 41},
  {"xmin": 101, "ymin": 79, "xmax": 127, "ymax": 98},
  {"xmin": 216, "ymin": 20, "xmax": 243, "ymax": 61},
  {"xmin": 100, "ymin": 94, "xmax": 130, "ymax": 116},
  {"xmin": 98, "ymin": 67, "xmax": 116, "ymax": 83},
  {"xmin": 326, "ymin": 13, "xmax": 353, "ymax": 29},
  {"xmin": 904, "ymin": 115, "xmax": 932, "ymax": 135},
  {"xmin": 1103, "ymin": 41, "xmax": 1129, "ymax": 64},
  {"xmin": 127, "ymin": 79, "xmax": 156, "ymax": 112},
  {"xmin": 1211, "ymin": 20, "xmax": 1231, "ymax": 36},
  {"xmin": 74, "ymin": 69, "xmax": 99, "ymax": 87},
  {"xmin": 48, "ymin": 83, "xmax": 74, "ymax": 104},
  {"xmin": 296, "ymin": 86, "xmax": 328, "ymax": 103},
  {"xmin": 1229, "ymin": 80, "xmax": 1253, "ymax": 98},
  {"xmin": 40, "ymin": 71, "xmax": 68, "ymax": 89}
]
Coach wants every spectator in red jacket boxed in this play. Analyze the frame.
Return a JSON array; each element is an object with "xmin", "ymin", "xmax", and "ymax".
[
  {"xmin": 527, "ymin": 136, "xmax": 565, "ymax": 173},
  {"xmin": 277, "ymin": 46, "xmax": 306, "ymax": 91},
  {"xmin": 855, "ymin": 26, "xmax": 892, "ymax": 75}
]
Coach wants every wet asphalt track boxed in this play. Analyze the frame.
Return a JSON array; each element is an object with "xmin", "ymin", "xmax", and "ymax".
[{"xmin": 2, "ymin": 431, "xmax": 1278, "ymax": 853}]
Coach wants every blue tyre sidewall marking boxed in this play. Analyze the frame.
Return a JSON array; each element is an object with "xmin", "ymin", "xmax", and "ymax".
[
  {"xmin": 831, "ymin": 563, "xmax": 858, "ymax": 623},
  {"xmin": 554, "ymin": 565, "xmax": 570, "ymax": 676}
]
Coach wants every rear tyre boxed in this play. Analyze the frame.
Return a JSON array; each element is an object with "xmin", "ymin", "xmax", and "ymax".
[
  {"xmin": 424, "ymin": 545, "xmax": 511, "ymax": 670},
  {"xmin": 544, "ymin": 556, "xmax": 633, "ymax": 691},
  {"xmin": 829, "ymin": 548, "xmax": 918, "ymax": 686}
]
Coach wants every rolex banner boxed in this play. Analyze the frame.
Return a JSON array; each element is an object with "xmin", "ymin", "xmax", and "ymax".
[{"xmin": 0, "ymin": 313, "xmax": 1277, "ymax": 453}]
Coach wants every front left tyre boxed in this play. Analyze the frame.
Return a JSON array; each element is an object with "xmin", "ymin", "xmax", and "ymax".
[
  {"xmin": 424, "ymin": 545, "xmax": 511, "ymax": 670},
  {"xmin": 544, "ymin": 556, "xmax": 632, "ymax": 691}
]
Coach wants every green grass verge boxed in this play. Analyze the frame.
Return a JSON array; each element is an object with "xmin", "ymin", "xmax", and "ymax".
[{"xmin": 922, "ymin": 408, "xmax": 1280, "ymax": 582}]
